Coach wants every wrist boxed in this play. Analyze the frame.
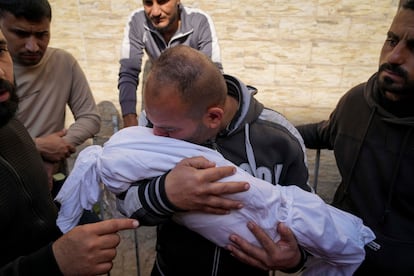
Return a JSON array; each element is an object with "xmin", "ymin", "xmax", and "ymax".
[
  {"xmin": 281, "ymin": 245, "xmax": 307, "ymax": 274},
  {"xmin": 160, "ymin": 172, "xmax": 185, "ymax": 212},
  {"xmin": 33, "ymin": 137, "xmax": 39, "ymax": 148}
]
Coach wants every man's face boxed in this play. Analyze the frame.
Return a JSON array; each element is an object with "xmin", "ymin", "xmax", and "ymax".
[
  {"xmin": 378, "ymin": 8, "xmax": 414, "ymax": 100},
  {"xmin": 142, "ymin": 0, "xmax": 180, "ymax": 33},
  {"xmin": 0, "ymin": 30, "xmax": 18, "ymax": 127},
  {"xmin": 144, "ymin": 83, "xmax": 215, "ymax": 144},
  {"xmin": 0, "ymin": 12, "xmax": 50, "ymax": 66}
]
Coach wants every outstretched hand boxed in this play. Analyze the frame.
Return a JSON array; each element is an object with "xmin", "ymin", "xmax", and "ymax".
[
  {"xmin": 227, "ymin": 222, "xmax": 302, "ymax": 271},
  {"xmin": 165, "ymin": 156, "xmax": 250, "ymax": 214},
  {"xmin": 53, "ymin": 218, "xmax": 139, "ymax": 275}
]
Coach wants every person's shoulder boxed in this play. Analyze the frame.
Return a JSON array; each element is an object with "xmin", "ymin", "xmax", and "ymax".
[
  {"xmin": 129, "ymin": 7, "xmax": 145, "ymax": 16},
  {"xmin": 339, "ymin": 81, "xmax": 366, "ymax": 103},
  {"xmin": 182, "ymin": 6, "xmax": 212, "ymax": 20},
  {"xmin": 127, "ymin": 8, "xmax": 146, "ymax": 23},
  {"xmin": 41, "ymin": 48, "xmax": 84, "ymax": 75},
  {"xmin": 46, "ymin": 47, "xmax": 77, "ymax": 61}
]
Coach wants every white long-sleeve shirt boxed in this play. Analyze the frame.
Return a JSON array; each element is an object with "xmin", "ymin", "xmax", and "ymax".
[{"xmin": 56, "ymin": 126, "xmax": 375, "ymax": 275}]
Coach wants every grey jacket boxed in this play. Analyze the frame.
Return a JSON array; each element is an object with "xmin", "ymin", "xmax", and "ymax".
[{"xmin": 118, "ymin": 3, "xmax": 223, "ymax": 116}]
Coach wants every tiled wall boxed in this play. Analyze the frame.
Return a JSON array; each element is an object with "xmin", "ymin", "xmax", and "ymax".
[{"xmin": 50, "ymin": 0, "xmax": 399, "ymax": 125}]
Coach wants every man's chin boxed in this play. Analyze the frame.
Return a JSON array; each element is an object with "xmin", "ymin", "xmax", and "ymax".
[
  {"xmin": 153, "ymin": 25, "xmax": 169, "ymax": 33},
  {"xmin": 17, "ymin": 56, "xmax": 43, "ymax": 66},
  {"xmin": 379, "ymin": 84, "xmax": 413, "ymax": 101},
  {"xmin": 378, "ymin": 76, "xmax": 405, "ymax": 94},
  {"xmin": 0, "ymin": 104, "xmax": 17, "ymax": 127},
  {"xmin": 151, "ymin": 20, "xmax": 172, "ymax": 33}
]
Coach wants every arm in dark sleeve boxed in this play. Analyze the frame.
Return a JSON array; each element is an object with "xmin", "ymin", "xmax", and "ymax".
[
  {"xmin": 283, "ymin": 154, "xmax": 312, "ymax": 192},
  {"xmin": 277, "ymin": 136, "xmax": 312, "ymax": 192},
  {"xmin": 118, "ymin": 13, "xmax": 146, "ymax": 116},
  {"xmin": 297, "ymin": 91, "xmax": 350, "ymax": 150},
  {"xmin": 116, "ymin": 173, "xmax": 183, "ymax": 225},
  {"xmin": 297, "ymin": 122, "xmax": 327, "ymax": 149},
  {"xmin": 0, "ymin": 243, "xmax": 62, "ymax": 276}
]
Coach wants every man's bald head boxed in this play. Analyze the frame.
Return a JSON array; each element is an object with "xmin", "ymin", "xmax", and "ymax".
[{"xmin": 145, "ymin": 45, "xmax": 227, "ymax": 118}]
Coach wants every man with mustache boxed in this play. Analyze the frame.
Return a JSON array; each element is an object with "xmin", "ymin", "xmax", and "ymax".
[
  {"xmin": 228, "ymin": 0, "xmax": 414, "ymax": 274},
  {"xmin": 118, "ymin": 0, "xmax": 222, "ymax": 127},
  {"xmin": 0, "ymin": 29, "xmax": 139, "ymax": 275},
  {"xmin": 0, "ymin": 0, "xmax": 100, "ymax": 195}
]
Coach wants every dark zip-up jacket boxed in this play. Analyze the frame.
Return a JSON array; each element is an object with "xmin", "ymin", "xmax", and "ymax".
[
  {"xmin": 0, "ymin": 118, "xmax": 62, "ymax": 275},
  {"xmin": 297, "ymin": 73, "xmax": 414, "ymax": 275},
  {"xmin": 118, "ymin": 74, "xmax": 311, "ymax": 275}
]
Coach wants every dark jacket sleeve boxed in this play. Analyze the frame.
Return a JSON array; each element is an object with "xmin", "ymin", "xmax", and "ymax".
[
  {"xmin": 296, "ymin": 122, "xmax": 332, "ymax": 149},
  {"xmin": 116, "ymin": 173, "xmax": 183, "ymax": 225},
  {"xmin": 282, "ymin": 150, "xmax": 312, "ymax": 192},
  {"xmin": 296, "ymin": 85, "xmax": 359, "ymax": 150},
  {"xmin": 0, "ymin": 243, "xmax": 62, "ymax": 276}
]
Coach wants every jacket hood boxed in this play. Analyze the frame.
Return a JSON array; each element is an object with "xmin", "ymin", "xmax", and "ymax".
[
  {"xmin": 364, "ymin": 73, "xmax": 414, "ymax": 126},
  {"xmin": 220, "ymin": 74, "xmax": 263, "ymax": 136},
  {"xmin": 349, "ymin": 73, "xmax": 414, "ymax": 224}
]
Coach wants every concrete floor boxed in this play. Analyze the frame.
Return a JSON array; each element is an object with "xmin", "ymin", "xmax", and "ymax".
[{"xmin": 56, "ymin": 0, "xmax": 399, "ymax": 275}]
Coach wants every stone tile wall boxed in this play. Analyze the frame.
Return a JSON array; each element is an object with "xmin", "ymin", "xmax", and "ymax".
[
  {"xmin": 49, "ymin": 1, "xmax": 400, "ymax": 275},
  {"xmin": 50, "ymin": 0, "xmax": 399, "ymax": 125}
]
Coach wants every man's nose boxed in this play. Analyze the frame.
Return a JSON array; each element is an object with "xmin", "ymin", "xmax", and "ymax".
[
  {"xmin": 387, "ymin": 41, "xmax": 407, "ymax": 65},
  {"xmin": 25, "ymin": 36, "xmax": 40, "ymax": 52},
  {"xmin": 150, "ymin": 3, "xmax": 162, "ymax": 17}
]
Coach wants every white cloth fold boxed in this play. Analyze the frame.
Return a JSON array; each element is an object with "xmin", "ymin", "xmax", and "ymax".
[{"xmin": 56, "ymin": 126, "xmax": 375, "ymax": 275}]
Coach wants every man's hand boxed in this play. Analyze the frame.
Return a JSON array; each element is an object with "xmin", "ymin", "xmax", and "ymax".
[
  {"xmin": 123, "ymin": 114, "xmax": 138, "ymax": 127},
  {"xmin": 165, "ymin": 156, "xmax": 250, "ymax": 214},
  {"xmin": 227, "ymin": 222, "xmax": 302, "ymax": 271},
  {"xmin": 35, "ymin": 130, "xmax": 76, "ymax": 162},
  {"xmin": 53, "ymin": 218, "xmax": 139, "ymax": 275}
]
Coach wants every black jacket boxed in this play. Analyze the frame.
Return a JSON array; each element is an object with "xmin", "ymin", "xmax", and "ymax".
[
  {"xmin": 0, "ymin": 118, "xmax": 62, "ymax": 275},
  {"xmin": 297, "ymin": 73, "xmax": 414, "ymax": 275}
]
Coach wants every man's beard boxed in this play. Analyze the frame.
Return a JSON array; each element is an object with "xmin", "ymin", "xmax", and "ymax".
[
  {"xmin": 0, "ymin": 79, "xmax": 18, "ymax": 127},
  {"xmin": 152, "ymin": 12, "xmax": 179, "ymax": 34},
  {"xmin": 377, "ymin": 63, "xmax": 414, "ymax": 97},
  {"xmin": 183, "ymin": 122, "xmax": 216, "ymax": 146}
]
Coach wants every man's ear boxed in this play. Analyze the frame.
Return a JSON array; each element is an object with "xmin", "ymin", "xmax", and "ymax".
[{"xmin": 203, "ymin": 107, "xmax": 223, "ymax": 128}]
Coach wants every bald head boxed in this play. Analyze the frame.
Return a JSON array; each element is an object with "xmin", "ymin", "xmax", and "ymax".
[{"xmin": 145, "ymin": 45, "xmax": 227, "ymax": 118}]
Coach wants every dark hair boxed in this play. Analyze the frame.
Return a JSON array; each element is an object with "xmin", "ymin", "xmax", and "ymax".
[
  {"xmin": 146, "ymin": 45, "xmax": 227, "ymax": 118},
  {"xmin": 401, "ymin": 0, "xmax": 414, "ymax": 9},
  {"xmin": 0, "ymin": 0, "xmax": 52, "ymax": 22}
]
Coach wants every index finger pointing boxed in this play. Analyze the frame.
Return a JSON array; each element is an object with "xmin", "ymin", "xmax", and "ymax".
[{"xmin": 93, "ymin": 218, "xmax": 139, "ymax": 235}]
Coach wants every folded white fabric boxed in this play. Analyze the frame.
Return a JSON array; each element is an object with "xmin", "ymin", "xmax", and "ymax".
[{"xmin": 56, "ymin": 126, "xmax": 375, "ymax": 275}]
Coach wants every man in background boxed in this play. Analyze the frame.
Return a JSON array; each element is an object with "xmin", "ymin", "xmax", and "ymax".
[
  {"xmin": 0, "ymin": 0, "xmax": 100, "ymax": 195},
  {"xmin": 118, "ymin": 0, "xmax": 222, "ymax": 127},
  {"xmin": 228, "ymin": 1, "xmax": 414, "ymax": 274},
  {"xmin": 0, "ymin": 26, "xmax": 139, "ymax": 276}
]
